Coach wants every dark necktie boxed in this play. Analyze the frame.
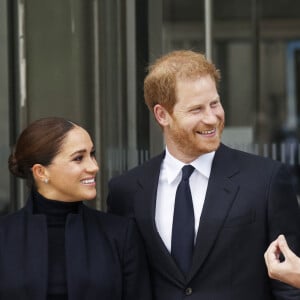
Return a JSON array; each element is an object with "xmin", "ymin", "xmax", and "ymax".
[{"xmin": 171, "ymin": 165, "xmax": 195, "ymax": 275}]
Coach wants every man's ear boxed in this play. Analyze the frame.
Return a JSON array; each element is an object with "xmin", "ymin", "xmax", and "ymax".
[
  {"xmin": 31, "ymin": 164, "xmax": 48, "ymax": 184},
  {"xmin": 153, "ymin": 104, "xmax": 170, "ymax": 127}
]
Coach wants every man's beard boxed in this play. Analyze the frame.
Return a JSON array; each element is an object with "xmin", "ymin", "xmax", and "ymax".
[{"xmin": 169, "ymin": 122, "xmax": 224, "ymax": 159}]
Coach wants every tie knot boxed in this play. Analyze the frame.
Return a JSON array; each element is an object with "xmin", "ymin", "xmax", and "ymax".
[{"xmin": 181, "ymin": 165, "xmax": 195, "ymax": 181}]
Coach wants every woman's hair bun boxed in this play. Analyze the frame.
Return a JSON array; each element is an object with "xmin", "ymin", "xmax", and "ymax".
[{"xmin": 8, "ymin": 153, "xmax": 27, "ymax": 179}]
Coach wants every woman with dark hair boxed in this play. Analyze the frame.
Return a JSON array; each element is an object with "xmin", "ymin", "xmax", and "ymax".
[{"xmin": 0, "ymin": 117, "xmax": 151, "ymax": 300}]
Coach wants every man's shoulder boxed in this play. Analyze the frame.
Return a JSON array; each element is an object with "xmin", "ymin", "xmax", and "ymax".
[
  {"xmin": 109, "ymin": 152, "xmax": 164, "ymax": 184},
  {"xmin": 219, "ymin": 143, "xmax": 282, "ymax": 166},
  {"xmin": 215, "ymin": 144, "xmax": 289, "ymax": 182}
]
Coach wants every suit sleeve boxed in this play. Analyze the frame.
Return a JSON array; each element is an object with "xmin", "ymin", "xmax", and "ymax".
[
  {"xmin": 122, "ymin": 219, "xmax": 152, "ymax": 300},
  {"xmin": 268, "ymin": 164, "xmax": 300, "ymax": 299}
]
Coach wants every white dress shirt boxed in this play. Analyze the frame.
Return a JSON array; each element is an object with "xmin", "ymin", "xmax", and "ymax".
[{"xmin": 155, "ymin": 148, "xmax": 215, "ymax": 252}]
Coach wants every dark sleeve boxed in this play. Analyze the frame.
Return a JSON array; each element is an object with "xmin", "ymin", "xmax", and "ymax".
[
  {"xmin": 268, "ymin": 164, "xmax": 300, "ymax": 299},
  {"xmin": 122, "ymin": 219, "xmax": 152, "ymax": 300},
  {"xmin": 106, "ymin": 178, "xmax": 134, "ymax": 217},
  {"xmin": 106, "ymin": 179, "xmax": 121, "ymax": 214}
]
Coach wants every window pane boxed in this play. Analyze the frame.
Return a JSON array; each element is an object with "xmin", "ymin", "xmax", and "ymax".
[{"xmin": 0, "ymin": 0, "xmax": 10, "ymax": 214}]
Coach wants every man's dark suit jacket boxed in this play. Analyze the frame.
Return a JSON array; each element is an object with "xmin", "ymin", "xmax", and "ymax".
[
  {"xmin": 107, "ymin": 143, "xmax": 300, "ymax": 300},
  {"xmin": 0, "ymin": 192, "xmax": 151, "ymax": 300}
]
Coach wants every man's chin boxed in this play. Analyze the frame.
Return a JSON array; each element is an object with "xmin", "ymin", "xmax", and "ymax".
[{"xmin": 199, "ymin": 140, "xmax": 221, "ymax": 154}]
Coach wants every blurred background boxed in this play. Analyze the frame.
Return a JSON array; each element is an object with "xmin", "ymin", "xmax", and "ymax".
[{"xmin": 1, "ymin": 0, "xmax": 300, "ymax": 212}]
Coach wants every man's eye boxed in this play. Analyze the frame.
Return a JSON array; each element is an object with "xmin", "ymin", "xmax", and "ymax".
[
  {"xmin": 211, "ymin": 100, "xmax": 220, "ymax": 107},
  {"xmin": 91, "ymin": 150, "xmax": 96, "ymax": 157}
]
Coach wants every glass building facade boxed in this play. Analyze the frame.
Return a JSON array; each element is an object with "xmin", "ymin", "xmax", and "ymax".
[{"xmin": 1, "ymin": 0, "xmax": 300, "ymax": 212}]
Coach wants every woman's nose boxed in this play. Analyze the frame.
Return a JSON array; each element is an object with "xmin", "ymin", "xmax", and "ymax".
[{"xmin": 87, "ymin": 157, "xmax": 99, "ymax": 173}]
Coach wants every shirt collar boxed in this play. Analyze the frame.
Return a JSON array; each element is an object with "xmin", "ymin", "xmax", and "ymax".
[{"xmin": 164, "ymin": 147, "xmax": 215, "ymax": 184}]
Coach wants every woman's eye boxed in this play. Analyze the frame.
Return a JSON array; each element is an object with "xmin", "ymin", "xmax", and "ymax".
[
  {"xmin": 91, "ymin": 150, "xmax": 96, "ymax": 157},
  {"xmin": 73, "ymin": 155, "xmax": 83, "ymax": 162}
]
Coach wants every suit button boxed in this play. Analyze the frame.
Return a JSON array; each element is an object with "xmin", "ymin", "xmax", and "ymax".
[{"xmin": 185, "ymin": 287, "xmax": 192, "ymax": 295}]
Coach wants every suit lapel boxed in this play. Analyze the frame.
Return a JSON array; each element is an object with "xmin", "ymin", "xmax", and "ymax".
[
  {"xmin": 188, "ymin": 144, "xmax": 240, "ymax": 280},
  {"xmin": 134, "ymin": 152, "xmax": 186, "ymax": 285}
]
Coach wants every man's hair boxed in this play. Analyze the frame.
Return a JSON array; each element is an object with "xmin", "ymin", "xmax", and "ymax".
[{"xmin": 144, "ymin": 50, "xmax": 221, "ymax": 113}]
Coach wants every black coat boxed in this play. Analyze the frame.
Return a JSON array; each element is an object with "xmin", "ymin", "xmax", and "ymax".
[
  {"xmin": 107, "ymin": 143, "xmax": 300, "ymax": 300},
  {"xmin": 0, "ymin": 192, "xmax": 152, "ymax": 300}
]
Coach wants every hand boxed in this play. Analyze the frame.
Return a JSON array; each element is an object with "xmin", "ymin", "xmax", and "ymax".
[{"xmin": 264, "ymin": 234, "xmax": 300, "ymax": 288}]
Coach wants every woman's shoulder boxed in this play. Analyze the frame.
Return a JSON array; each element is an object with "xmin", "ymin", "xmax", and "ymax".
[
  {"xmin": 82, "ymin": 205, "xmax": 141, "ymax": 249},
  {"xmin": 82, "ymin": 205, "xmax": 134, "ymax": 231},
  {"xmin": 0, "ymin": 208, "xmax": 27, "ymax": 230}
]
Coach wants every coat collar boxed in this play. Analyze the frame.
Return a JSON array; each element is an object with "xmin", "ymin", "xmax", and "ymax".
[{"xmin": 17, "ymin": 191, "xmax": 115, "ymax": 299}]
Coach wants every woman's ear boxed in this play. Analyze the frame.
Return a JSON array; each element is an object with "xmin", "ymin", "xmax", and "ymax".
[
  {"xmin": 31, "ymin": 164, "xmax": 49, "ymax": 184},
  {"xmin": 153, "ymin": 104, "xmax": 170, "ymax": 127}
]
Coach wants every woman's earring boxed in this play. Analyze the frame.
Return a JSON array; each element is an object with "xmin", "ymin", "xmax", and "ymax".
[{"xmin": 44, "ymin": 178, "xmax": 49, "ymax": 184}]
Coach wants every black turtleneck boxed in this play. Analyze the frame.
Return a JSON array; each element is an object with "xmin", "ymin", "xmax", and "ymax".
[{"xmin": 33, "ymin": 190, "xmax": 81, "ymax": 300}]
